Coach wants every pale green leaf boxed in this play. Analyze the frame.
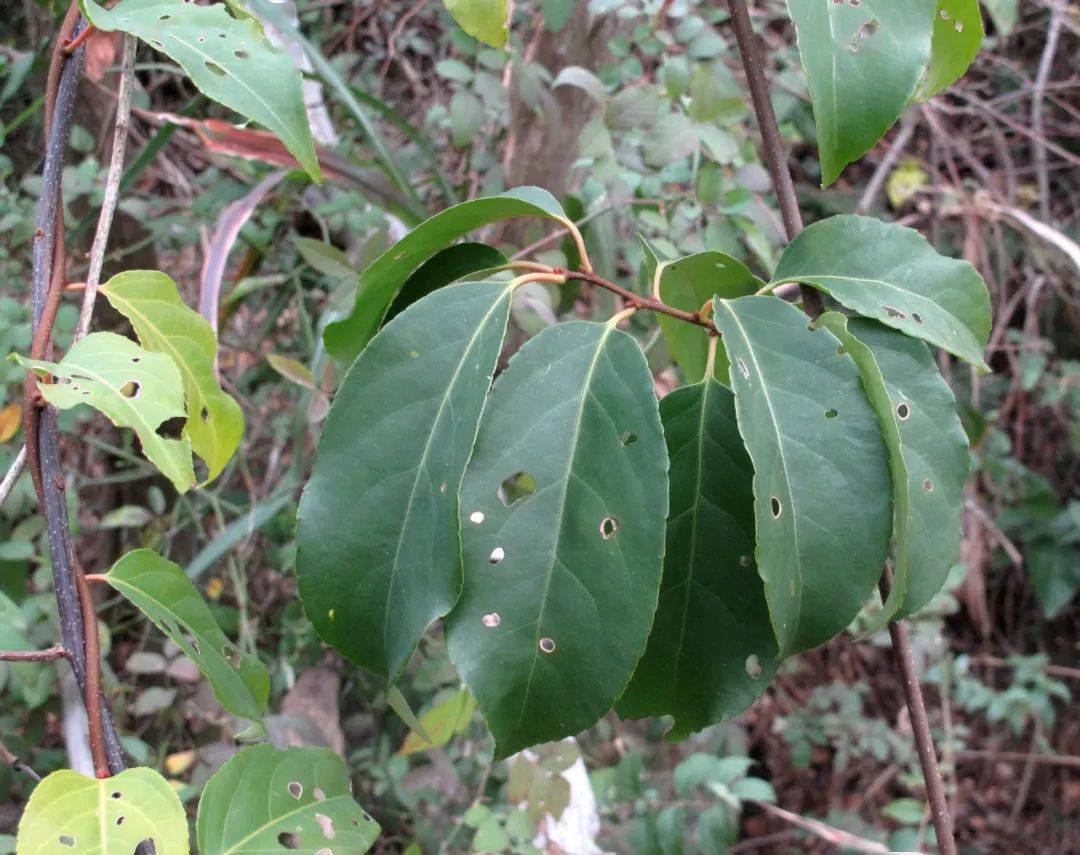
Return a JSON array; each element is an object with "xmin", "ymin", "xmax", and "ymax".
[
  {"xmin": 771, "ymin": 215, "xmax": 991, "ymax": 370},
  {"xmin": 299, "ymin": 282, "xmax": 514, "ymax": 683},
  {"xmin": 16, "ymin": 333, "xmax": 195, "ymax": 492},
  {"xmin": 618, "ymin": 377, "xmax": 777, "ymax": 739},
  {"xmin": 101, "ymin": 270, "xmax": 244, "ymax": 482},
  {"xmin": 106, "ymin": 548, "xmax": 269, "ymax": 721},
  {"xmin": 267, "ymin": 353, "xmax": 318, "ymax": 390},
  {"xmin": 552, "ymin": 66, "xmax": 608, "ymax": 102},
  {"xmin": 446, "ymin": 320, "xmax": 668, "ymax": 758},
  {"xmin": 80, "ymin": 0, "xmax": 321, "ymax": 181},
  {"xmin": 450, "ymin": 91, "xmax": 485, "ymax": 147},
  {"xmin": 641, "ymin": 240, "xmax": 762, "ymax": 383},
  {"xmin": 915, "ymin": 0, "xmax": 984, "ymax": 100},
  {"xmin": 16, "ymin": 767, "xmax": 188, "ymax": 854},
  {"xmin": 787, "ymin": 0, "xmax": 935, "ymax": 185},
  {"xmin": 838, "ymin": 317, "xmax": 969, "ymax": 617},
  {"xmin": 443, "ymin": 0, "xmax": 509, "ymax": 48},
  {"xmin": 196, "ymin": 744, "xmax": 380, "ymax": 854},
  {"xmin": 712, "ymin": 296, "xmax": 892, "ymax": 655},
  {"xmin": 292, "ymin": 237, "xmax": 357, "ymax": 279},
  {"xmin": 323, "ymin": 187, "xmax": 570, "ymax": 362},
  {"xmin": 398, "ymin": 688, "xmax": 477, "ymax": 755}
]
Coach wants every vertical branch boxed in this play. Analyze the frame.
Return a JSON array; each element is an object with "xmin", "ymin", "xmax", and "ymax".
[{"xmin": 726, "ymin": 1, "xmax": 956, "ymax": 852}]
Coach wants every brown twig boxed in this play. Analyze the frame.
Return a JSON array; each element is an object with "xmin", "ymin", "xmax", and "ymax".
[
  {"xmin": 725, "ymin": 0, "xmax": 957, "ymax": 850},
  {"xmin": 554, "ymin": 267, "xmax": 715, "ymax": 330},
  {"xmin": 0, "ymin": 646, "xmax": 67, "ymax": 662},
  {"xmin": 0, "ymin": 739, "xmax": 43, "ymax": 782}
]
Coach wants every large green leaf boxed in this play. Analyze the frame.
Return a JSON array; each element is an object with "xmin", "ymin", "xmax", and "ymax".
[
  {"xmin": 618, "ymin": 377, "xmax": 777, "ymax": 739},
  {"xmin": 820, "ymin": 316, "xmax": 969, "ymax": 617},
  {"xmin": 787, "ymin": 0, "xmax": 935, "ymax": 185},
  {"xmin": 196, "ymin": 744, "xmax": 380, "ymax": 854},
  {"xmin": 771, "ymin": 215, "xmax": 991, "ymax": 370},
  {"xmin": 712, "ymin": 296, "xmax": 891, "ymax": 655},
  {"xmin": 107, "ymin": 549, "xmax": 270, "ymax": 722},
  {"xmin": 101, "ymin": 270, "xmax": 243, "ymax": 483},
  {"xmin": 17, "ymin": 767, "xmax": 188, "ymax": 854},
  {"xmin": 446, "ymin": 320, "xmax": 668, "ymax": 758},
  {"xmin": 444, "ymin": 0, "xmax": 509, "ymax": 48},
  {"xmin": 17, "ymin": 332, "xmax": 195, "ymax": 492},
  {"xmin": 298, "ymin": 281, "xmax": 514, "ymax": 684},
  {"xmin": 915, "ymin": 0, "xmax": 984, "ymax": 100},
  {"xmin": 80, "ymin": 0, "xmax": 320, "ymax": 181},
  {"xmin": 323, "ymin": 187, "xmax": 571, "ymax": 362},
  {"xmin": 641, "ymin": 240, "xmax": 762, "ymax": 383}
]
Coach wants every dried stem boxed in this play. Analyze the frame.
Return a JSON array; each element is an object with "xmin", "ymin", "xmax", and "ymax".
[
  {"xmin": 0, "ymin": 646, "xmax": 67, "ymax": 662},
  {"xmin": 726, "ymin": 0, "xmax": 956, "ymax": 850}
]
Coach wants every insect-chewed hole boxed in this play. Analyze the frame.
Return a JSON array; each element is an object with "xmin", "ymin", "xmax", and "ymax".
[
  {"xmin": 882, "ymin": 305, "xmax": 907, "ymax": 320},
  {"xmin": 745, "ymin": 654, "xmax": 763, "ymax": 678},
  {"xmin": 923, "ymin": 478, "xmax": 934, "ymax": 492},
  {"xmin": 277, "ymin": 831, "xmax": 301, "ymax": 848},
  {"xmin": 770, "ymin": 497, "xmax": 782, "ymax": 518},
  {"xmin": 912, "ymin": 312, "xmax": 923, "ymax": 323},
  {"xmin": 119, "ymin": 380, "xmax": 140, "ymax": 398},
  {"xmin": 58, "ymin": 835, "xmax": 76, "ymax": 847},
  {"xmin": 287, "ymin": 781, "xmax": 303, "ymax": 799},
  {"xmin": 498, "ymin": 471, "xmax": 536, "ymax": 507},
  {"xmin": 600, "ymin": 517, "xmax": 619, "ymax": 539},
  {"xmin": 620, "ymin": 430, "xmax": 638, "ymax": 447},
  {"xmin": 482, "ymin": 612, "xmax": 500, "ymax": 628},
  {"xmin": 836, "ymin": 346, "xmax": 847, "ymax": 356},
  {"xmin": 116, "ymin": 816, "xmax": 126, "ymax": 826},
  {"xmin": 896, "ymin": 402, "xmax": 911, "ymax": 420},
  {"xmin": 205, "ymin": 60, "xmax": 227, "ymax": 76},
  {"xmin": 539, "ymin": 637, "xmax": 556, "ymax": 653},
  {"xmin": 739, "ymin": 555, "xmax": 751, "ymax": 567},
  {"xmin": 158, "ymin": 13, "xmax": 170, "ymax": 19},
  {"xmin": 488, "ymin": 547, "xmax": 505, "ymax": 565},
  {"xmin": 468, "ymin": 511, "xmax": 485, "ymax": 524},
  {"xmin": 736, "ymin": 358, "xmax": 750, "ymax": 381},
  {"xmin": 315, "ymin": 813, "xmax": 336, "ymax": 840},
  {"xmin": 234, "ymin": 49, "xmax": 249, "ymax": 59},
  {"xmin": 314, "ymin": 787, "xmax": 326, "ymax": 802},
  {"xmin": 824, "ymin": 408, "xmax": 838, "ymax": 419},
  {"xmin": 155, "ymin": 416, "xmax": 186, "ymax": 440},
  {"xmin": 954, "ymin": 19, "xmax": 964, "ymax": 31},
  {"xmin": 111, "ymin": 790, "xmax": 122, "ymax": 799}
]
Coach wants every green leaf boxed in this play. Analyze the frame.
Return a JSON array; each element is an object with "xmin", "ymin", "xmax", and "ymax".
[
  {"xmin": 712, "ymin": 296, "xmax": 892, "ymax": 656},
  {"xmin": 398, "ymin": 688, "xmax": 477, "ymax": 755},
  {"xmin": 787, "ymin": 0, "xmax": 935, "ymax": 185},
  {"xmin": 292, "ymin": 237, "xmax": 357, "ymax": 279},
  {"xmin": 267, "ymin": 353, "xmax": 318, "ymax": 390},
  {"xmin": 641, "ymin": 240, "xmax": 762, "ymax": 383},
  {"xmin": 196, "ymin": 744, "xmax": 380, "ymax": 854},
  {"xmin": 17, "ymin": 767, "xmax": 188, "ymax": 854},
  {"xmin": 16, "ymin": 332, "xmax": 195, "ymax": 493},
  {"xmin": 771, "ymin": 215, "xmax": 991, "ymax": 370},
  {"xmin": 821, "ymin": 316, "xmax": 969, "ymax": 617},
  {"xmin": 618, "ymin": 377, "xmax": 777, "ymax": 740},
  {"xmin": 80, "ymin": 0, "xmax": 321, "ymax": 181},
  {"xmin": 446, "ymin": 320, "xmax": 668, "ymax": 758},
  {"xmin": 323, "ymin": 187, "xmax": 571, "ymax": 363},
  {"xmin": 387, "ymin": 685, "xmax": 432, "ymax": 744},
  {"xmin": 386, "ymin": 243, "xmax": 508, "ymax": 321},
  {"xmin": 106, "ymin": 548, "xmax": 270, "ymax": 721},
  {"xmin": 915, "ymin": 0, "xmax": 984, "ymax": 100},
  {"xmin": 450, "ymin": 91, "xmax": 485, "ymax": 147},
  {"xmin": 1028, "ymin": 542, "xmax": 1080, "ymax": 619},
  {"xmin": 443, "ymin": 0, "xmax": 509, "ymax": 48},
  {"xmin": 0, "ymin": 593, "xmax": 54, "ymax": 709},
  {"xmin": 299, "ymin": 282, "xmax": 514, "ymax": 683},
  {"xmin": 101, "ymin": 270, "xmax": 244, "ymax": 483}
]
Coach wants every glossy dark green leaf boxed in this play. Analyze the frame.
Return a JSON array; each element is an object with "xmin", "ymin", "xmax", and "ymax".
[
  {"xmin": 712, "ymin": 296, "xmax": 892, "ymax": 656},
  {"xmin": 298, "ymin": 281, "xmax": 514, "ymax": 684},
  {"xmin": 446, "ymin": 320, "xmax": 668, "ymax": 758},
  {"xmin": 107, "ymin": 549, "xmax": 269, "ymax": 721},
  {"xmin": 771, "ymin": 215, "xmax": 991, "ymax": 370},
  {"xmin": 641, "ymin": 239, "xmax": 762, "ymax": 383},
  {"xmin": 196, "ymin": 744, "xmax": 380, "ymax": 854},
  {"xmin": 618, "ymin": 376, "xmax": 777, "ymax": 739},
  {"xmin": 915, "ymin": 0, "xmax": 984, "ymax": 100},
  {"xmin": 323, "ymin": 187, "xmax": 570, "ymax": 362},
  {"xmin": 386, "ymin": 243, "xmax": 507, "ymax": 321},
  {"xmin": 826, "ymin": 316, "xmax": 969, "ymax": 617},
  {"xmin": 787, "ymin": 0, "xmax": 935, "ymax": 185}
]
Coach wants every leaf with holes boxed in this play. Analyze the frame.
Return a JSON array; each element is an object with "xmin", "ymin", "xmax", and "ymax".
[
  {"xmin": 323, "ymin": 187, "xmax": 571, "ymax": 362},
  {"xmin": 771, "ymin": 215, "xmax": 991, "ymax": 370},
  {"xmin": 641, "ymin": 239, "xmax": 763, "ymax": 383},
  {"xmin": 820, "ymin": 315, "xmax": 969, "ymax": 617},
  {"xmin": 16, "ymin": 332, "xmax": 195, "ymax": 492},
  {"xmin": 101, "ymin": 270, "xmax": 243, "ymax": 483},
  {"xmin": 298, "ymin": 282, "xmax": 515, "ymax": 684},
  {"xmin": 79, "ymin": 0, "xmax": 320, "ymax": 181},
  {"xmin": 787, "ymin": 0, "xmax": 935, "ymax": 185},
  {"xmin": 196, "ymin": 744, "xmax": 380, "ymax": 854},
  {"xmin": 16, "ymin": 767, "xmax": 188, "ymax": 854},
  {"xmin": 712, "ymin": 296, "xmax": 892, "ymax": 656},
  {"xmin": 443, "ymin": 0, "xmax": 509, "ymax": 48},
  {"xmin": 618, "ymin": 376, "xmax": 777, "ymax": 739},
  {"xmin": 106, "ymin": 548, "xmax": 269, "ymax": 722},
  {"xmin": 445, "ymin": 320, "xmax": 668, "ymax": 758},
  {"xmin": 914, "ymin": 0, "xmax": 984, "ymax": 100}
]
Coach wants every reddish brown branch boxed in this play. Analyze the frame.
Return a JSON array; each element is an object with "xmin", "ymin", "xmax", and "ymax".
[
  {"xmin": 554, "ymin": 268, "xmax": 716, "ymax": 332},
  {"xmin": 0, "ymin": 646, "xmax": 67, "ymax": 662}
]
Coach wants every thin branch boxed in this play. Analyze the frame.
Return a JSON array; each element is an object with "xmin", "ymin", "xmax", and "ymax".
[
  {"xmin": 0, "ymin": 446, "xmax": 27, "ymax": 509},
  {"xmin": 0, "ymin": 646, "xmax": 67, "ymax": 662},
  {"xmin": 1031, "ymin": 4, "xmax": 1063, "ymax": 223},
  {"xmin": 0, "ymin": 739, "xmax": 42, "ymax": 782},
  {"xmin": 555, "ymin": 268, "xmax": 715, "ymax": 331}
]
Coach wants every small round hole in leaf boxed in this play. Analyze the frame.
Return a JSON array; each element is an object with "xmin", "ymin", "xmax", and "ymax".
[
  {"xmin": 824, "ymin": 408, "xmax": 838, "ymax": 419},
  {"xmin": 489, "ymin": 547, "xmax": 505, "ymax": 565},
  {"xmin": 923, "ymin": 479, "xmax": 934, "ymax": 492},
  {"xmin": 539, "ymin": 637, "xmax": 556, "ymax": 653},
  {"xmin": 468, "ymin": 511, "xmax": 485, "ymax": 524},
  {"xmin": 234, "ymin": 49, "xmax": 248, "ymax": 59},
  {"xmin": 896, "ymin": 402, "xmax": 911, "ymax": 420},
  {"xmin": 278, "ymin": 831, "xmax": 301, "ymax": 848},
  {"xmin": 482, "ymin": 612, "xmax": 500, "ymax": 628},
  {"xmin": 745, "ymin": 654, "xmax": 763, "ymax": 678},
  {"xmin": 620, "ymin": 430, "xmax": 637, "ymax": 446},
  {"xmin": 498, "ymin": 471, "xmax": 536, "ymax": 507},
  {"xmin": 600, "ymin": 517, "xmax": 619, "ymax": 539},
  {"xmin": 770, "ymin": 497, "xmax": 782, "ymax": 518},
  {"xmin": 204, "ymin": 60, "xmax": 227, "ymax": 76},
  {"xmin": 287, "ymin": 781, "xmax": 303, "ymax": 799},
  {"xmin": 58, "ymin": 835, "xmax": 76, "ymax": 847},
  {"xmin": 119, "ymin": 380, "xmax": 140, "ymax": 398}
]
